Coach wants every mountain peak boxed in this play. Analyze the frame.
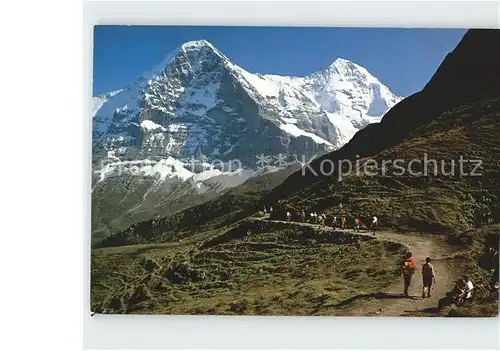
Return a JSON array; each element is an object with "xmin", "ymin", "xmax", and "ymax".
[
  {"xmin": 331, "ymin": 57, "xmax": 353, "ymax": 65},
  {"xmin": 175, "ymin": 39, "xmax": 225, "ymax": 64},
  {"xmin": 328, "ymin": 57, "xmax": 368, "ymax": 76},
  {"xmin": 178, "ymin": 39, "xmax": 223, "ymax": 58},
  {"xmin": 180, "ymin": 39, "xmax": 216, "ymax": 51}
]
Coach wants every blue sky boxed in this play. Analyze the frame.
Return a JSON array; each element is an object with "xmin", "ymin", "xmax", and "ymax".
[{"xmin": 93, "ymin": 26, "xmax": 466, "ymax": 97}]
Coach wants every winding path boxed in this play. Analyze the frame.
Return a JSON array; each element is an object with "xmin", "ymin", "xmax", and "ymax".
[{"xmin": 253, "ymin": 217, "xmax": 464, "ymax": 316}]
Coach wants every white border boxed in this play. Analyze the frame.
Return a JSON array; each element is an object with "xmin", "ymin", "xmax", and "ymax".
[
  {"xmin": 83, "ymin": 1, "xmax": 500, "ymax": 350},
  {"xmin": 85, "ymin": 0, "xmax": 500, "ymax": 28}
]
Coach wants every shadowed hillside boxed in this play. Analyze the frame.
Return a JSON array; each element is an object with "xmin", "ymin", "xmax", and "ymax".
[
  {"xmin": 263, "ymin": 29, "xmax": 500, "ymax": 233},
  {"xmin": 267, "ymin": 95, "xmax": 500, "ymax": 233}
]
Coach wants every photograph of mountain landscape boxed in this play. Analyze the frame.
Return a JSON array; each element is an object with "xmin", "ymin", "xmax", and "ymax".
[{"xmin": 91, "ymin": 27, "xmax": 499, "ymax": 317}]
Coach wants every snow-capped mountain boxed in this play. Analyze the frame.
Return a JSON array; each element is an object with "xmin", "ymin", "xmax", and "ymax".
[
  {"xmin": 91, "ymin": 39, "xmax": 402, "ymax": 239},
  {"xmin": 93, "ymin": 40, "xmax": 401, "ymax": 168}
]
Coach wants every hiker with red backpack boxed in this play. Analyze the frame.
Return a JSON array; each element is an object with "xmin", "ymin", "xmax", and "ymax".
[
  {"xmin": 402, "ymin": 252, "xmax": 416, "ymax": 297},
  {"xmin": 353, "ymin": 217, "xmax": 360, "ymax": 232}
]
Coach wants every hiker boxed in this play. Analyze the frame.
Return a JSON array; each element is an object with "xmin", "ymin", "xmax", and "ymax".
[
  {"xmin": 491, "ymin": 266, "xmax": 499, "ymax": 290},
  {"xmin": 491, "ymin": 251, "xmax": 499, "ymax": 288},
  {"xmin": 332, "ymin": 215, "xmax": 337, "ymax": 229},
  {"xmin": 340, "ymin": 215, "xmax": 346, "ymax": 229},
  {"xmin": 449, "ymin": 276, "xmax": 475, "ymax": 306},
  {"xmin": 421, "ymin": 257, "xmax": 436, "ymax": 298},
  {"xmin": 402, "ymin": 252, "xmax": 416, "ymax": 296},
  {"xmin": 462, "ymin": 275, "xmax": 474, "ymax": 300},
  {"xmin": 439, "ymin": 278, "xmax": 466, "ymax": 308},
  {"xmin": 354, "ymin": 217, "xmax": 360, "ymax": 232},
  {"xmin": 319, "ymin": 214, "xmax": 325, "ymax": 226},
  {"xmin": 286, "ymin": 211, "xmax": 292, "ymax": 221},
  {"xmin": 370, "ymin": 216, "xmax": 378, "ymax": 235}
]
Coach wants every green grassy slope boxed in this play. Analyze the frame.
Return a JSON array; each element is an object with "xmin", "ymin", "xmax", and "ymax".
[
  {"xmin": 92, "ymin": 220, "xmax": 406, "ymax": 315},
  {"xmin": 266, "ymin": 96, "xmax": 500, "ymax": 234}
]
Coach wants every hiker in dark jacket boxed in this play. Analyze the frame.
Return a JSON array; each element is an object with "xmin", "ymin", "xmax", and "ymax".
[
  {"xmin": 421, "ymin": 257, "xmax": 436, "ymax": 298},
  {"xmin": 300, "ymin": 210, "xmax": 306, "ymax": 222}
]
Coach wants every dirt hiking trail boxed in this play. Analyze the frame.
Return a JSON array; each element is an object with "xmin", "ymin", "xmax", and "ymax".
[{"xmin": 257, "ymin": 218, "xmax": 464, "ymax": 316}]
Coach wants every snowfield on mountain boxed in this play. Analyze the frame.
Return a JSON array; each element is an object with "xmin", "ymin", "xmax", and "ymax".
[{"xmin": 93, "ymin": 39, "xmax": 401, "ymax": 169}]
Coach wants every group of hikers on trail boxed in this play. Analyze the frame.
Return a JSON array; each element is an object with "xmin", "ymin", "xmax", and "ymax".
[
  {"xmin": 264, "ymin": 204, "xmax": 380, "ymax": 235},
  {"xmin": 332, "ymin": 214, "xmax": 378, "ymax": 235},
  {"xmin": 401, "ymin": 252, "xmax": 435, "ymax": 298},
  {"xmin": 401, "ymin": 252, "xmax": 475, "ymax": 304},
  {"xmin": 308, "ymin": 212, "xmax": 327, "ymax": 225},
  {"xmin": 262, "ymin": 206, "xmax": 273, "ymax": 215},
  {"xmin": 262, "ymin": 203, "xmax": 484, "ymax": 309}
]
